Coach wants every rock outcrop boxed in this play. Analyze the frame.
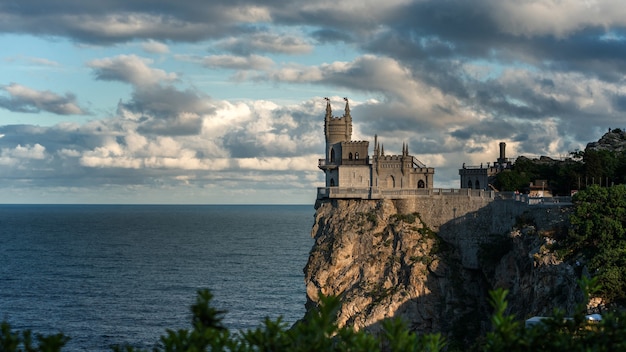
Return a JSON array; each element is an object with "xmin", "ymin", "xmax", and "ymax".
[
  {"xmin": 586, "ymin": 128, "xmax": 626, "ymax": 152},
  {"xmin": 304, "ymin": 198, "xmax": 582, "ymax": 345}
]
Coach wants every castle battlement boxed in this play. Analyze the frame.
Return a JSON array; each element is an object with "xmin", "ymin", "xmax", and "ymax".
[
  {"xmin": 342, "ymin": 141, "xmax": 369, "ymax": 145},
  {"xmin": 379, "ymin": 155, "xmax": 403, "ymax": 160}
]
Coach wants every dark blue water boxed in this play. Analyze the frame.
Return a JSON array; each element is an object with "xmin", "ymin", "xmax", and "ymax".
[{"xmin": 0, "ymin": 205, "xmax": 314, "ymax": 351}]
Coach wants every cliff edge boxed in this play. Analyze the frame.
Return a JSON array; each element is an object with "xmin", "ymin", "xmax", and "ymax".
[{"xmin": 304, "ymin": 198, "xmax": 582, "ymax": 344}]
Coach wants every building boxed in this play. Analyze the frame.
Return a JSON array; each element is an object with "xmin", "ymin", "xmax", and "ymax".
[
  {"xmin": 458, "ymin": 142, "xmax": 513, "ymax": 190},
  {"xmin": 318, "ymin": 98, "xmax": 434, "ymax": 194}
]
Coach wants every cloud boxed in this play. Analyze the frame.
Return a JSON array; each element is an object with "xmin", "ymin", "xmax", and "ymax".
[
  {"xmin": 0, "ymin": 143, "xmax": 46, "ymax": 166},
  {"xmin": 0, "ymin": 94, "xmax": 326, "ymax": 194},
  {"xmin": 117, "ymin": 86, "xmax": 213, "ymax": 136},
  {"xmin": 217, "ymin": 32, "xmax": 313, "ymax": 55},
  {"xmin": 0, "ymin": 83, "xmax": 86, "ymax": 115},
  {"xmin": 3, "ymin": 0, "xmax": 626, "ymax": 202},
  {"xmin": 4, "ymin": 56, "xmax": 61, "ymax": 67},
  {"xmin": 141, "ymin": 40, "xmax": 169, "ymax": 54},
  {"xmin": 88, "ymin": 54, "xmax": 178, "ymax": 87},
  {"xmin": 488, "ymin": 0, "xmax": 626, "ymax": 38},
  {"xmin": 200, "ymin": 54, "xmax": 274, "ymax": 70},
  {"xmin": 0, "ymin": 4, "xmax": 259, "ymax": 44},
  {"xmin": 310, "ymin": 28, "xmax": 353, "ymax": 44}
]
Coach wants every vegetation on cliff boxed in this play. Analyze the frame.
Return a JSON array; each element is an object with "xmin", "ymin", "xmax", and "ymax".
[
  {"xmin": 563, "ymin": 184, "xmax": 626, "ymax": 305},
  {"xmin": 494, "ymin": 128, "xmax": 626, "ymax": 194}
]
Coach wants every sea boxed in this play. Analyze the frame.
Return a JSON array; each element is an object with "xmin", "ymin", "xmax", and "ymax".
[{"xmin": 0, "ymin": 204, "xmax": 315, "ymax": 351}]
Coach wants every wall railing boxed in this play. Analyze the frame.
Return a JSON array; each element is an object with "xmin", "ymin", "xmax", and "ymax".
[
  {"xmin": 317, "ymin": 187, "xmax": 495, "ymax": 200},
  {"xmin": 317, "ymin": 187, "xmax": 573, "ymax": 205}
]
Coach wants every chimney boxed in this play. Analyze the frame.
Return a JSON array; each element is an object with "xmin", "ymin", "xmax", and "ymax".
[{"xmin": 499, "ymin": 142, "xmax": 506, "ymax": 162}]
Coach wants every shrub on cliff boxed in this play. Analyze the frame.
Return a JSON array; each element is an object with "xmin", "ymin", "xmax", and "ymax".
[
  {"xmin": 485, "ymin": 282, "xmax": 626, "ymax": 352},
  {"xmin": 567, "ymin": 184, "xmax": 626, "ymax": 304}
]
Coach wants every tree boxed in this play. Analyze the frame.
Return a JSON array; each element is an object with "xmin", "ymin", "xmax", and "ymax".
[
  {"xmin": 1, "ymin": 321, "xmax": 69, "ymax": 352},
  {"xmin": 568, "ymin": 184, "xmax": 626, "ymax": 304},
  {"xmin": 494, "ymin": 170, "xmax": 530, "ymax": 192}
]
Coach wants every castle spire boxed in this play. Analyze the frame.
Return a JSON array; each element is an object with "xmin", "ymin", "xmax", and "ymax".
[
  {"xmin": 374, "ymin": 134, "xmax": 378, "ymax": 155},
  {"xmin": 343, "ymin": 97, "xmax": 350, "ymax": 117},
  {"xmin": 324, "ymin": 97, "xmax": 332, "ymax": 120}
]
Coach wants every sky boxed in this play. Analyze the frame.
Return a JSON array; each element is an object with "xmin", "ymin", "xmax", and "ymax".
[{"xmin": 1, "ymin": 0, "xmax": 626, "ymax": 204}]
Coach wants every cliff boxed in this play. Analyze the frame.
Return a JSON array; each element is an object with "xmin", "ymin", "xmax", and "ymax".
[{"xmin": 304, "ymin": 198, "xmax": 582, "ymax": 345}]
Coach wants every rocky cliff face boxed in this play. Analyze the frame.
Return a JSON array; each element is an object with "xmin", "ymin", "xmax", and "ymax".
[
  {"xmin": 304, "ymin": 198, "xmax": 582, "ymax": 345},
  {"xmin": 586, "ymin": 128, "xmax": 626, "ymax": 152}
]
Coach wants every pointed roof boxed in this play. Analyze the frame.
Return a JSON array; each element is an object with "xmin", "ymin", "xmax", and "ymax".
[{"xmin": 324, "ymin": 97, "xmax": 332, "ymax": 119}]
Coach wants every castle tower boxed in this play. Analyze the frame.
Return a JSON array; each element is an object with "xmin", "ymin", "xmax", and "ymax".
[
  {"xmin": 324, "ymin": 97, "xmax": 352, "ymax": 143},
  {"xmin": 497, "ymin": 142, "xmax": 506, "ymax": 165},
  {"xmin": 324, "ymin": 97, "xmax": 352, "ymax": 161},
  {"xmin": 319, "ymin": 98, "xmax": 369, "ymax": 188}
]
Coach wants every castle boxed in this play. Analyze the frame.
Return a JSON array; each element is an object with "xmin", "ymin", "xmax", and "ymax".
[
  {"xmin": 317, "ymin": 98, "xmax": 434, "ymax": 199},
  {"xmin": 315, "ymin": 97, "xmax": 572, "ymax": 208},
  {"xmin": 458, "ymin": 142, "xmax": 513, "ymax": 190}
]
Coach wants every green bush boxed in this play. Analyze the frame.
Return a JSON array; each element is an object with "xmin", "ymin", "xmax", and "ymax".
[
  {"xmin": 567, "ymin": 184, "xmax": 626, "ymax": 304},
  {"xmin": 4, "ymin": 281, "xmax": 626, "ymax": 351},
  {"xmin": 1, "ymin": 290, "xmax": 445, "ymax": 352},
  {"xmin": 485, "ymin": 280, "xmax": 626, "ymax": 352}
]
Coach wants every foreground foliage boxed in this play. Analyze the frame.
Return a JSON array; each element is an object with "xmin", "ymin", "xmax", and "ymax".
[
  {"xmin": 3, "ymin": 283, "xmax": 626, "ymax": 351},
  {"xmin": 485, "ymin": 281, "xmax": 626, "ymax": 352}
]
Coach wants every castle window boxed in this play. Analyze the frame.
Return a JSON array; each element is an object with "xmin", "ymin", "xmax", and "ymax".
[
  {"xmin": 349, "ymin": 152, "xmax": 353, "ymax": 160},
  {"xmin": 418, "ymin": 180, "xmax": 425, "ymax": 188},
  {"xmin": 468, "ymin": 180, "xmax": 472, "ymax": 188},
  {"xmin": 355, "ymin": 152, "xmax": 359, "ymax": 160},
  {"xmin": 330, "ymin": 178, "xmax": 335, "ymax": 187},
  {"xmin": 475, "ymin": 180, "xmax": 480, "ymax": 189},
  {"xmin": 330, "ymin": 148, "xmax": 336, "ymax": 163}
]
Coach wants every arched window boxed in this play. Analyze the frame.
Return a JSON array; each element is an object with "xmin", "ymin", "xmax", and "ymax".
[
  {"xmin": 387, "ymin": 175, "xmax": 395, "ymax": 188},
  {"xmin": 330, "ymin": 148, "xmax": 335, "ymax": 163},
  {"xmin": 349, "ymin": 152, "xmax": 353, "ymax": 160},
  {"xmin": 475, "ymin": 180, "xmax": 480, "ymax": 189},
  {"xmin": 355, "ymin": 152, "xmax": 359, "ymax": 160},
  {"xmin": 330, "ymin": 178, "xmax": 335, "ymax": 187},
  {"xmin": 467, "ymin": 180, "xmax": 472, "ymax": 189},
  {"xmin": 418, "ymin": 180, "xmax": 425, "ymax": 188}
]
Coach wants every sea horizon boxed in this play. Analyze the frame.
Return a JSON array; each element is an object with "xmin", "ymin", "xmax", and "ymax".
[{"xmin": 0, "ymin": 204, "xmax": 315, "ymax": 350}]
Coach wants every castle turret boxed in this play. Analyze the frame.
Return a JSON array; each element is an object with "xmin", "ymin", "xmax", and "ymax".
[
  {"xmin": 498, "ymin": 142, "xmax": 506, "ymax": 164},
  {"xmin": 324, "ymin": 97, "xmax": 352, "ymax": 145}
]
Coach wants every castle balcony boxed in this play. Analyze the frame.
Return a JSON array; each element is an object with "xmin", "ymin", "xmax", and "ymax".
[
  {"xmin": 318, "ymin": 159, "xmax": 338, "ymax": 170},
  {"xmin": 318, "ymin": 158, "xmax": 371, "ymax": 169}
]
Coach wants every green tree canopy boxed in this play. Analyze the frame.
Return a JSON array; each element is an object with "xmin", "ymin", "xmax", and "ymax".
[{"xmin": 568, "ymin": 184, "xmax": 626, "ymax": 304}]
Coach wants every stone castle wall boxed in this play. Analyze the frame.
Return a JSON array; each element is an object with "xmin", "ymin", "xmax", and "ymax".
[
  {"xmin": 391, "ymin": 196, "xmax": 571, "ymax": 269},
  {"xmin": 316, "ymin": 195, "xmax": 572, "ymax": 269}
]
